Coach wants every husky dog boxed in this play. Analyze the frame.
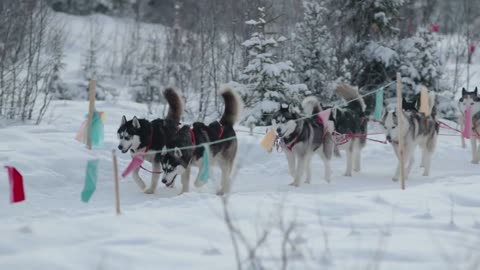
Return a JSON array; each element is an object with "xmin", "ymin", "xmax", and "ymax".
[
  {"xmin": 117, "ymin": 88, "xmax": 183, "ymax": 194},
  {"xmin": 329, "ymin": 84, "xmax": 371, "ymax": 176},
  {"xmin": 382, "ymin": 92, "xmax": 439, "ymax": 181},
  {"xmin": 458, "ymin": 87, "xmax": 480, "ymax": 153},
  {"xmin": 273, "ymin": 97, "xmax": 334, "ymax": 186},
  {"xmin": 159, "ymin": 86, "xmax": 242, "ymax": 195}
]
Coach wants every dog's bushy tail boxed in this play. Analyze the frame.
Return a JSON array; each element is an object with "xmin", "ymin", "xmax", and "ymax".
[
  {"xmin": 163, "ymin": 88, "xmax": 184, "ymax": 123},
  {"xmin": 302, "ymin": 96, "xmax": 321, "ymax": 115},
  {"xmin": 220, "ymin": 85, "xmax": 243, "ymax": 126},
  {"xmin": 336, "ymin": 84, "xmax": 366, "ymax": 114}
]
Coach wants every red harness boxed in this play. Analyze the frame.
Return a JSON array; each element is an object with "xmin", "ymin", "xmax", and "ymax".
[
  {"xmin": 139, "ymin": 129, "xmax": 163, "ymax": 174},
  {"xmin": 286, "ymin": 115, "xmax": 329, "ymax": 151}
]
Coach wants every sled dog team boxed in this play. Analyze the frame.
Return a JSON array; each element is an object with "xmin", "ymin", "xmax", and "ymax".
[{"xmin": 117, "ymin": 85, "xmax": 480, "ymax": 195}]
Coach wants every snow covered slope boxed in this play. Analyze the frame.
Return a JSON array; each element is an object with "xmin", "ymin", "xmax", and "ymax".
[{"xmin": 0, "ymin": 98, "xmax": 480, "ymax": 270}]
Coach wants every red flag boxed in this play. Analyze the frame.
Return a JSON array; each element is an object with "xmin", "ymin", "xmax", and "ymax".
[
  {"xmin": 470, "ymin": 42, "xmax": 477, "ymax": 55},
  {"xmin": 5, "ymin": 166, "xmax": 25, "ymax": 203},
  {"xmin": 431, "ymin": 24, "xmax": 439, "ymax": 33}
]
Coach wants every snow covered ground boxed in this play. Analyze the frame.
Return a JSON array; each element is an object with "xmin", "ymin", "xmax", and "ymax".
[{"xmin": 1, "ymin": 98, "xmax": 480, "ymax": 270}]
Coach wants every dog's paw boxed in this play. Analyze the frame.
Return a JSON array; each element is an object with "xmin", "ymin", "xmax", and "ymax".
[
  {"xmin": 344, "ymin": 172, "xmax": 352, "ymax": 177},
  {"xmin": 392, "ymin": 176, "xmax": 399, "ymax": 182},
  {"xmin": 143, "ymin": 187, "xmax": 155, "ymax": 194},
  {"xmin": 422, "ymin": 172, "xmax": 429, "ymax": 176},
  {"xmin": 289, "ymin": 182, "xmax": 300, "ymax": 187},
  {"xmin": 194, "ymin": 180, "xmax": 207, "ymax": 188},
  {"xmin": 216, "ymin": 190, "xmax": 225, "ymax": 196},
  {"xmin": 353, "ymin": 168, "xmax": 360, "ymax": 172},
  {"xmin": 304, "ymin": 179, "xmax": 311, "ymax": 184}
]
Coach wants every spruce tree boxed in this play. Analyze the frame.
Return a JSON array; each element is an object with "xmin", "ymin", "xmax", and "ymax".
[
  {"xmin": 295, "ymin": 1, "xmax": 335, "ymax": 101},
  {"xmin": 240, "ymin": 7, "xmax": 304, "ymax": 126}
]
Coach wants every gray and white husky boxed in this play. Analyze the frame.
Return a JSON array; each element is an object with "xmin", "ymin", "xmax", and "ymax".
[
  {"xmin": 329, "ymin": 84, "xmax": 371, "ymax": 176},
  {"xmin": 273, "ymin": 97, "xmax": 334, "ymax": 187},
  {"xmin": 117, "ymin": 88, "xmax": 183, "ymax": 194},
  {"xmin": 381, "ymin": 92, "xmax": 439, "ymax": 181},
  {"xmin": 159, "ymin": 86, "xmax": 243, "ymax": 195},
  {"xmin": 458, "ymin": 87, "xmax": 480, "ymax": 162}
]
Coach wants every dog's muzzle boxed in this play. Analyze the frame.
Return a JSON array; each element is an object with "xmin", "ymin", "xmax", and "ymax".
[
  {"xmin": 118, "ymin": 144, "xmax": 132, "ymax": 154},
  {"xmin": 162, "ymin": 175, "xmax": 177, "ymax": 188}
]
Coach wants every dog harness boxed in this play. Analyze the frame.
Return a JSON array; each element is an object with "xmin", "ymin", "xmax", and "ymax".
[{"xmin": 190, "ymin": 129, "xmax": 196, "ymax": 145}]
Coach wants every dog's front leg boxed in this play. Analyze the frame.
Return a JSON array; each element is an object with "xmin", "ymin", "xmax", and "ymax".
[
  {"xmin": 144, "ymin": 162, "xmax": 161, "ymax": 194},
  {"xmin": 305, "ymin": 155, "xmax": 312, "ymax": 184},
  {"xmin": 180, "ymin": 166, "xmax": 191, "ymax": 195},
  {"xmin": 132, "ymin": 167, "xmax": 147, "ymax": 191},
  {"xmin": 404, "ymin": 146, "xmax": 415, "ymax": 179},
  {"xmin": 285, "ymin": 150, "xmax": 296, "ymax": 178},
  {"xmin": 472, "ymin": 136, "xmax": 480, "ymax": 164},
  {"xmin": 391, "ymin": 144, "xmax": 400, "ymax": 181},
  {"xmin": 290, "ymin": 154, "xmax": 307, "ymax": 187},
  {"xmin": 353, "ymin": 139, "xmax": 362, "ymax": 172}
]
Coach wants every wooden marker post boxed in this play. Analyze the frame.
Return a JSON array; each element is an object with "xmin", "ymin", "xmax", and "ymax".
[
  {"xmin": 396, "ymin": 73, "xmax": 406, "ymax": 190},
  {"xmin": 112, "ymin": 150, "xmax": 121, "ymax": 215},
  {"xmin": 86, "ymin": 80, "xmax": 96, "ymax": 150}
]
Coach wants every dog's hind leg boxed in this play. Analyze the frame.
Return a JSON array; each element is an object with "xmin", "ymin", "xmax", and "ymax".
[
  {"xmin": 392, "ymin": 145, "xmax": 400, "ymax": 181},
  {"xmin": 144, "ymin": 162, "xmax": 162, "ymax": 194},
  {"xmin": 180, "ymin": 166, "xmax": 192, "ymax": 195},
  {"xmin": 305, "ymin": 158, "xmax": 312, "ymax": 184},
  {"xmin": 320, "ymin": 151, "xmax": 332, "ymax": 183},
  {"xmin": 217, "ymin": 162, "xmax": 233, "ymax": 196},
  {"xmin": 132, "ymin": 167, "xmax": 147, "ymax": 191}
]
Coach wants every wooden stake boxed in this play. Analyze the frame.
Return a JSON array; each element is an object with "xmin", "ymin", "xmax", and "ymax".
[
  {"xmin": 396, "ymin": 73, "xmax": 406, "ymax": 190},
  {"xmin": 86, "ymin": 80, "xmax": 96, "ymax": 150},
  {"xmin": 112, "ymin": 149, "xmax": 121, "ymax": 215}
]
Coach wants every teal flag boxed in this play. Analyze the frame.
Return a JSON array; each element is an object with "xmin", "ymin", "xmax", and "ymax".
[
  {"xmin": 373, "ymin": 87, "xmax": 384, "ymax": 120},
  {"xmin": 90, "ymin": 111, "xmax": 104, "ymax": 148},
  {"xmin": 81, "ymin": 160, "xmax": 99, "ymax": 203},
  {"xmin": 199, "ymin": 145, "xmax": 209, "ymax": 183}
]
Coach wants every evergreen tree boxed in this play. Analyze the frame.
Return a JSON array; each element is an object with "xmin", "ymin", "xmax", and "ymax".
[
  {"xmin": 398, "ymin": 27, "xmax": 443, "ymax": 95},
  {"xmin": 295, "ymin": 1, "xmax": 335, "ymax": 101},
  {"xmin": 340, "ymin": 0, "xmax": 404, "ymax": 94},
  {"xmin": 239, "ymin": 7, "xmax": 305, "ymax": 126}
]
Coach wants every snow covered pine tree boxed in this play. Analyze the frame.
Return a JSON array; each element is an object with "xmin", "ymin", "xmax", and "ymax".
[
  {"xmin": 238, "ymin": 7, "xmax": 307, "ymax": 127},
  {"xmin": 295, "ymin": 1, "xmax": 336, "ymax": 102}
]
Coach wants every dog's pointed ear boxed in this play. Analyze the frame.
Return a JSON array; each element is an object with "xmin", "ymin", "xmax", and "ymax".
[
  {"xmin": 462, "ymin": 88, "xmax": 467, "ymax": 95},
  {"xmin": 280, "ymin": 103, "xmax": 289, "ymax": 112},
  {"xmin": 161, "ymin": 146, "xmax": 168, "ymax": 156},
  {"xmin": 132, "ymin": 116, "xmax": 141, "ymax": 129},
  {"xmin": 475, "ymin": 87, "xmax": 478, "ymax": 96},
  {"xmin": 173, "ymin": 147, "xmax": 182, "ymax": 158},
  {"xmin": 121, "ymin": 115, "xmax": 127, "ymax": 125}
]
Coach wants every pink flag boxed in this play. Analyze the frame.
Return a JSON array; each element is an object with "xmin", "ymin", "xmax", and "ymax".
[
  {"xmin": 464, "ymin": 105, "xmax": 472, "ymax": 139},
  {"xmin": 75, "ymin": 120, "xmax": 87, "ymax": 142},
  {"xmin": 431, "ymin": 24, "xmax": 439, "ymax": 33},
  {"xmin": 317, "ymin": 109, "xmax": 332, "ymax": 131},
  {"xmin": 121, "ymin": 154, "xmax": 144, "ymax": 178},
  {"xmin": 470, "ymin": 42, "xmax": 477, "ymax": 55},
  {"xmin": 5, "ymin": 166, "xmax": 25, "ymax": 203}
]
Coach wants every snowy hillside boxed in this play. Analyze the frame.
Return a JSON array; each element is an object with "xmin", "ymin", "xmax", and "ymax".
[{"xmin": 1, "ymin": 6, "xmax": 480, "ymax": 270}]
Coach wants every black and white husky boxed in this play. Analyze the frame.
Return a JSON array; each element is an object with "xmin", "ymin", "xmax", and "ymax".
[
  {"xmin": 329, "ymin": 84, "xmax": 371, "ymax": 176},
  {"xmin": 117, "ymin": 88, "xmax": 183, "ymax": 194},
  {"xmin": 458, "ymin": 87, "xmax": 480, "ymax": 162},
  {"xmin": 273, "ymin": 97, "xmax": 334, "ymax": 186},
  {"xmin": 159, "ymin": 86, "xmax": 243, "ymax": 195},
  {"xmin": 381, "ymin": 92, "xmax": 439, "ymax": 181}
]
